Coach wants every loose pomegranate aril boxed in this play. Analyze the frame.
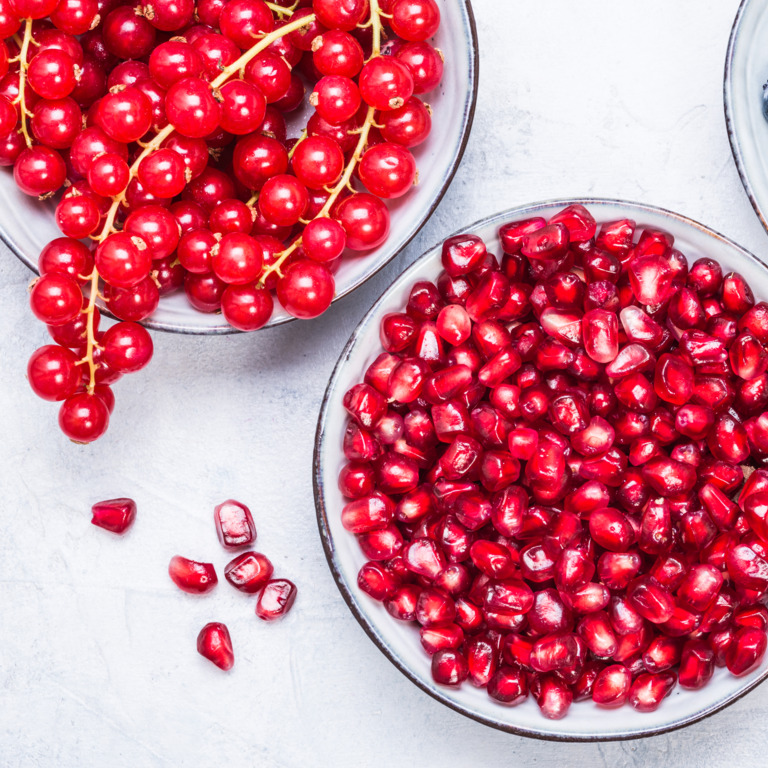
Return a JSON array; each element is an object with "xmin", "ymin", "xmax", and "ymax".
[
  {"xmin": 168, "ymin": 555, "xmax": 218, "ymax": 594},
  {"xmin": 214, "ymin": 499, "xmax": 256, "ymax": 548},
  {"xmin": 90, "ymin": 497, "xmax": 136, "ymax": 533},
  {"xmin": 224, "ymin": 551, "xmax": 274, "ymax": 593},
  {"xmin": 197, "ymin": 622, "xmax": 234, "ymax": 671},
  {"xmin": 255, "ymin": 579, "xmax": 297, "ymax": 621}
]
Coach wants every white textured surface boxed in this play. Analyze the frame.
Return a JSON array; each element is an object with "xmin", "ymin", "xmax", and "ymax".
[{"xmin": 2, "ymin": 0, "xmax": 768, "ymax": 765}]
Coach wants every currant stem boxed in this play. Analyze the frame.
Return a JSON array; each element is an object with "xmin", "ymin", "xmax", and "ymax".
[
  {"xmin": 14, "ymin": 18, "xmax": 35, "ymax": 149},
  {"xmin": 257, "ymin": 1, "xmax": 383, "ymax": 287}
]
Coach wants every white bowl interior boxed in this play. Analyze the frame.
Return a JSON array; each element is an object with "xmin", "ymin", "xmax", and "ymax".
[
  {"xmin": 314, "ymin": 198, "xmax": 768, "ymax": 741},
  {"xmin": 726, "ymin": 0, "xmax": 768, "ymax": 233},
  {"xmin": 0, "ymin": 0, "xmax": 477, "ymax": 334}
]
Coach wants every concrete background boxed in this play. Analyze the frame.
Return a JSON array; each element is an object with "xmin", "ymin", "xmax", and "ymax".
[{"xmin": 1, "ymin": 0, "xmax": 767, "ymax": 765}]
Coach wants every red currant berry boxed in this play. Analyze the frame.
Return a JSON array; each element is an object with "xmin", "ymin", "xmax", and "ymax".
[
  {"xmin": 56, "ymin": 194, "xmax": 101, "ymax": 239},
  {"xmin": 31, "ymin": 96, "xmax": 82, "ymax": 148},
  {"xmin": 292, "ymin": 135, "xmax": 344, "ymax": 189},
  {"xmin": 165, "ymin": 77, "xmax": 221, "ymax": 138},
  {"xmin": 395, "ymin": 40, "xmax": 443, "ymax": 94},
  {"xmin": 335, "ymin": 192, "xmax": 390, "ymax": 250},
  {"xmin": 219, "ymin": 0, "xmax": 274, "ymax": 49},
  {"xmin": 0, "ymin": 93, "xmax": 15, "ymax": 135},
  {"xmin": 218, "ymin": 79, "xmax": 267, "ymax": 135},
  {"xmin": 30, "ymin": 272, "xmax": 82, "ymax": 326},
  {"xmin": 184, "ymin": 271, "xmax": 226, "ymax": 313},
  {"xmin": 69, "ymin": 126, "xmax": 127, "ymax": 177},
  {"xmin": 152, "ymin": 256, "xmax": 185, "ymax": 297},
  {"xmin": 312, "ymin": 30, "xmax": 364, "ymax": 78},
  {"xmin": 171, "ymin": 200, "xmax": 208, "ymax": 233},
  {"xmin": 0, "ymin": 0, "xmax": 21, "ymax": 36},
  {"xmin": 14, "ymin": 145, "xmax": 66, "ymax": 196},
  {"xmin": 103, "ymin": 277, "xmax": 159, "ymax": 321},
  {"xmin": 59, "ymin": 392, "xmax": 110, "ymax": 442},
  {"xmin": 271, "ymin": 72, "xmax": 305, "ymax": 112},
  {"xmin": 358, "ymin": 142, "xmax": 417, "ymax": 198},
  {"xmin": 87, "ymin": 152, "xmax": 130, "ymax": 197},
  {"xmin": 258, "ymin": 174, "xmax": 309, "ymax": 227},
  {"xmin": 182, "ymin": 166, "xmax": 236, "ymax": 211},
  {"xmin": 102, "ymin": 5, "xmax": 156, "ymax": 60},
  {"xmin": 390, "ymin": 0, "xmax": 440, "ymax": 42},
  {"xmin": 164, "ymin": 134, "xmax": 209, "ymax": 179},
  {"xmin": 197, "ymin": 0, "xmax": 225, "ymax": 25},
  {"xmin": 95, "ymin": 232, "xmax": 152, "ymax": 289},
  {"xmin": 124, "ymin": 205, "xmax": 181, "ymax": 260},
  {"xmin": 211, "ymin": 232, "xmax": 264, "ymax": 285},
  {"xmin": 102, "ymin": 321, "xmax": 153, "ymax": 373},
  {"xmin": 47, "ymin": 307, "xmax": 98, "ymax": 347},
  {"xmin": 149, "ymin": 40, "xmax": 204, "ymax": 89},
  {"xmin": 311, "ymin": 75, "xmax": 361, "ymax": 124},
  {"xmin": 138, "ymin": 148, "xmax": 187, "ymax": 199},
  {"xmin": 39, "ymin": 237, "xmax": 93, "ymax": 283},
  {"xmin": 209, "ymin": 199, "xmax": 254, "ymax": 235},
  {"xmin": 143, "ymin": 0, "xmax": 194, "ymax": 31},
  {"xmin": 289, "ymin": 7, "xmax": 326, "ymax": 51},
  {"xmin": 379, "ymin": 95, "xmax": 431, "ymax": 146},
  {"xmin": 359, "ymin": 56, "xmax": 414, "ymax": 110},
  {"xmin": 232, "ymin": 133, "xmax": 289, "ymax": 190},
  {"xmin": 312, "ymin": 0, "xmax": 367, "ymax": 32},
  {"xmin": 243, "ymin": 51, "xmax": 291, "ymax": 103},
  {"xmin": 178, "ymin": 228, "xmax": 217, "ymax": 273},
  {"xmin": 10, "ymin": 0, "xmax": 57, "ymax": 19},
  {"xmin": 27, "ymin": 344, "xmax": 81, "ymax": 401},
  {"xmin": 221, "ymin": 284, "xmax": 273, "ymax": 331},
  {"xmin": 70, "ymin": 55, "xmax": 107, "ymax": 106},
  {"xmin": 276, "ymin": 259, "xmax": 335, "ymax": 319},
  {"xmin": 96, "ymin": 86, "xmax": 153, "ymax": 143},
  {"xmin": 302, "ymin": 217, "xmax": 346, "ymax": 262},
  {"xmin": 51, "ymin": 0, "xmax": 98, "ymax": 35}
]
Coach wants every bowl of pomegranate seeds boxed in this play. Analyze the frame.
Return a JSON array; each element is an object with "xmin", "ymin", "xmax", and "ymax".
[
  {"xmin": 314, "ymin": 199, "xmax": 768, "ymax": 740},
  {"xmin": 725, "ymin": 0, "xmax": 768, "ymax": 234}
]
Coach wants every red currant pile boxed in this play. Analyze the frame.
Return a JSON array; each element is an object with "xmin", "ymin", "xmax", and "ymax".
[
  {"xmin": 338, "ymin": 204, "xmax": 768, "ymax": 718},
  {"xmin": 8, "ymin": 0, "xmax": 444, "ymax": 442}
]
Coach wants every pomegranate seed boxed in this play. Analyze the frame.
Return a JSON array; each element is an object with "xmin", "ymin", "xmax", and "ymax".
[
  {"xmin": 487, "ymin": 666, "xmax": 528, "ymax": 704},
  {"xmin": 629, "ymin": 672, "xmax": 677, "ymax": 712},
  {"xmin": 431, "ymin": 648, "xmax": 469, "ymax": 685},
  {"xmin": 213, "ymin": 499, "xmax": 256, "ymax": 548},
  {"xmin": 255, "ymin": 579, "xmax": 297, "ymax": 620},
  {"xmin": 421, "ymin": 624, "xmax": 464, "ymax": 655},
  {"xmin": 592, "ymin": 664, "xmax": 631, "ymax": 707},
  {"xmin": 224, "ymin": 551, "xmax": 274, "ymax": 593},
  {"xmin": 533, "ymin": 674, "xmax": 573, "ymax": 719},
  {"xmin": 678, "ymin": 639, "xmax": 715, "ymax": 689},
  {"xmin": 168, "ymin": 556, "xmax": 218, "ymax": 594},
  {"xmin": 197, "ymin": 622, "xmax": 234, "ymax": 671},
  {"xmin": 90, "ymin": 497, "xmax": 136, "ymax": 533}
]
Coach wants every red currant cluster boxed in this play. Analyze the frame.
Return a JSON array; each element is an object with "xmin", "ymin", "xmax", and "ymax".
[{"xmin": 7, "ymin": 0, "xmax": 444, "ymax": 442}]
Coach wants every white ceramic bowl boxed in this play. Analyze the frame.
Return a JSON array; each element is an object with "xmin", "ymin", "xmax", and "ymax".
[
  {"xmin": 314, "ymin": 198, "xmax": 768, "ymax": 741},
  {"xmin": 725, "ymin": 0, "xmax": 768, "ymax": 234},
  {"xmin": 0, "ymin": 0, "xmax": 478, "ymax": 334}
]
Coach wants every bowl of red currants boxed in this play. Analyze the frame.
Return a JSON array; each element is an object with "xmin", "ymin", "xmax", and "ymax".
[
  {"xmin": 1, "ymin": 0, "xmax": 478, "ymax": 334},
  {"xmin": 314, "ymin": 199, "xmax": 768, "ymax": 740}
]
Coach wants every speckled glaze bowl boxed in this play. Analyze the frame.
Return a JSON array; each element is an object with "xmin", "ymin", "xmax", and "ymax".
[
  {"xmin": 1, "ymin": 0, "xmax": 478, "ymax": 334},
  {"xmin": 725, "ymin": 0, "xmax": 768, "ymax": 235},
  {"xmin": 314, "ymin": 198, "xmax": 768, "ymax": 741}
]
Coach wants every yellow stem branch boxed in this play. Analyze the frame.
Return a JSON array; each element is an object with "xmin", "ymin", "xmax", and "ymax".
[
  {"xmin": 14, "ymin": 19, "xmax": 34, "ymax": 149},
  {"xmin": 257, "ymin": 1, "xmax": 382, "ymax": 287}
]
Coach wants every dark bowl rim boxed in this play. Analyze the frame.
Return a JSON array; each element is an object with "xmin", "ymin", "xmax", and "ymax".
[
  {"xmin": 313, "ymin": 196, "xmax": 768, "ymax": 742},
  {"xmin": 2, "ymin": 0, "xmax": 480, "ymax": 336},
  {"xmin": 724, "ymin": 0, "xmax": 768, "ymax": 236}
]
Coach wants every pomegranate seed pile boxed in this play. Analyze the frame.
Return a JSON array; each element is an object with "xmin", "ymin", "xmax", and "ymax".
[
  {"xmin": 91, "ymin": 495, "xmax": 296, "ymax": 669},
  {"xmin": 339, "ymin": 204, "xmax": 768, "ymax": 719},
  {"xmin": 11, "ymin": 0, "xmax": 444, "ymax": 442},
  {"xmin": 172, "ymin": 499, "xmax": 297, "ymax": 670}
]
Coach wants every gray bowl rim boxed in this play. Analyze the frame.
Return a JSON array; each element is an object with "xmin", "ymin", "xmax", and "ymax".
[
  {"xmin": 724, "ymin": 0, "xmax": 768, "ymax": 236},
  {"xmin": 313, "ymin": 196, "xmax": 768, "ymax": 742},
  {"xmin": 2, "ymin": 0, "xmax": 479, "ymax": 335}
]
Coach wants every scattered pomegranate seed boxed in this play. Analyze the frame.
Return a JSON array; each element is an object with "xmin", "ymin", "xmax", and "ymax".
[
  {"xmin": 197, "ymin": 622, "xmax": 234, "ymax": 671},
  {"xmin": 168, "ymin": 555, "xmax": 218, "ymax": 594},
  {"xmin": 224, "ymin": 551, "xmax": 274, "ymax": 593},
  {"xmin": 214, "ymin": 499, "xmax": 257, "ymax": 549},
  {"xmin": 90, "ymin": 497, "xmax": 136, "ymax": 533},
  {"xmin": 338, "ymin": 204, "xmax": 768, "ymax": 718},
  {"xmin": 255, "ymin": 578, "xmax": 298, "ymax": 621}
]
